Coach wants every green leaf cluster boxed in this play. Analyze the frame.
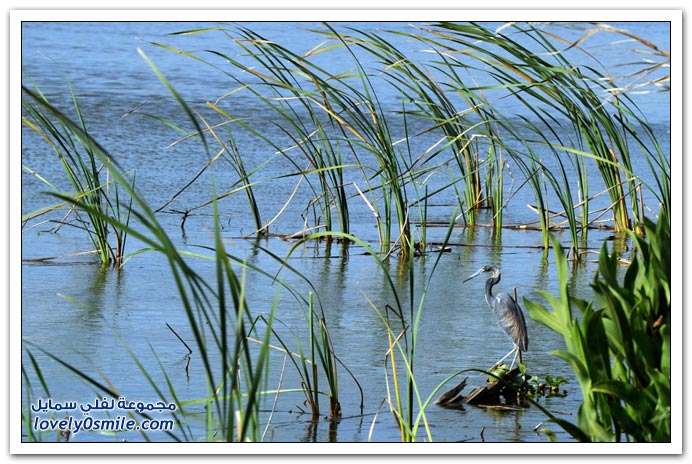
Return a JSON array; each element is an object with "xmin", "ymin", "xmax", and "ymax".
[{"xmin": 525, "ymin": 209, "xmax": 670, "ymax": 442}]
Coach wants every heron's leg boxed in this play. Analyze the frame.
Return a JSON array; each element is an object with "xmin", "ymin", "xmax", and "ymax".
[
  {"xmin": 509, "ymin": 348, "xmax": 519, "ymax": 371},
  {"xmin": 495, "ymin": 347, "xmax": 516, "ymax": 368}
]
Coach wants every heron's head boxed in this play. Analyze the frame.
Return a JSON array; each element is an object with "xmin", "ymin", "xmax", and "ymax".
[
  {"xmin": 481, "ymin": 264, "xmax": 500, "ymax": 276},
  {"xmin": 463, "ymin": 264, "xmax": 500, "ymax": 283}
]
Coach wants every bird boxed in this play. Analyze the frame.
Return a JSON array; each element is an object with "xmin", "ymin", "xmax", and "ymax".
[{"xmin": 463, "ymin": 264, "xmax": 528, "ymax": 369}]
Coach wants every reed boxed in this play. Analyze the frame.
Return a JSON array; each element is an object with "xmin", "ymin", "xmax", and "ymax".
[
  {"xmin": 22, "ymin": 82, "xmax": 133, "ymax": 268},
  {"xmin": 382, "ymin": 211, "xmax": 458, "ymax": 441},
  {"xmin": 21, "ymin": 62, "xmax": 284, "ymax": 442},
  {"xmin": 140, "ymin": 53, "xmax": 282, "ymax": 441},
  {"xmin": 155, "ymin": 27, "xmax": 360, "ymax": 239},
  {"xmin": 153, "ymin": 25, "xmax": 423, "ymax": 256},
  {"xmin": 203, "ymin": 115, "xmax": 265, "ymax": 235},
  {"xmin": 21, "ymin": 351, "xmax": 54, "ymax": 442},
  {"xmin": 291, "ymin": 212, "xmax": 456, "ymax": 441},
  {"xmin": 314, "ymin": 24, "xmax": 577, "ymax": 250},
  {"xmin": 337, "ymin": 27, "xmax": 485, "ymax": 226},
  {"xmin": 151, "ymin": 22, "xmax": 669, "ymax": 253},
  {"xmin": 22, "ymin": 55, "xmax": 361, "ymax": 440},
  {"xmin": 127, "ymin": 94, "xmax": 270, "ymax": 235},
  {"xmin": 309, "ymin": 23, "xmax": 414, "ymax": 256},
  {"xmin": 21, "ymin": 22, "xmax": 670, "ymax": 443},
  {"xmin": 305, "ymin": 292, "xmax": 342, "ymax": 419},
  {"xmin": 407, "ymin": 22, "xmax": 668, "ymax": 242},
  {"xmin": 260, "ymin": 290, "xmax": 343, "ymax": 421}
]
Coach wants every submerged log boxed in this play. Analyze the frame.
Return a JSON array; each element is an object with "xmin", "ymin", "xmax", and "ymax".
[{"xmin": 435, "ymin": 368, "xmax": 527, "ymax": 410}]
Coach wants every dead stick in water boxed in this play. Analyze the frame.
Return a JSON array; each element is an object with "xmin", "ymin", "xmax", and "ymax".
[
  {"xmin": 167, "ymin": 322, "xmax": 193, "ymax": 377},
  {"xmin": 166, "ymin": 322, "xmax": 192, "ymax": 354}
]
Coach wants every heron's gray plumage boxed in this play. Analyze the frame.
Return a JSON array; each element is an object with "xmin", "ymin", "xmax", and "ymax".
[
  {"xmin": 490, "ymin": 290, "xmax": 528, "ymax": 352},
  {"xmin": 465, "ymin": 264, "xmax": 528, "ymax": 353}
]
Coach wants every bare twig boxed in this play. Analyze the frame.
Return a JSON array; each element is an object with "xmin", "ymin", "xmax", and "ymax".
[{"xmin": 166, "ymin": 322, "xmax": 192, "ymax": 355}]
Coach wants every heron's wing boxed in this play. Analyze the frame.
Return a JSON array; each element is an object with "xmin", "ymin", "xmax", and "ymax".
[{"xmin": 493, "ymin": 293, "xmax": 528, "ymax": 351}]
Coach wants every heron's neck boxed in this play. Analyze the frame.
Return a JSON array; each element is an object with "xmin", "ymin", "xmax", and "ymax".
[{"xmin": 485, "ymin": 274, "xmax": 500, "ymax": 306}]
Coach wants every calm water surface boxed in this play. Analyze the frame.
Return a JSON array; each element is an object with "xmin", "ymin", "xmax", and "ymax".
[{"xmin": 20, "ymin": 21, "xmax": 670, "ymax": 443}]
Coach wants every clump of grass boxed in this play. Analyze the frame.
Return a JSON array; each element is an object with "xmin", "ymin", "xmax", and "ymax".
[
  {"xmin": 333, "ymin": 26, "xmax": 485, "ymax": 228},
  {"xmin": 150, "ymin": 25, "xmax": 427, "ymax": 257},
  {"xmin": 384, "ymin": 22, "xmax": 669, "ymax": 255},
  {"xmin": 150, "ymin": 26, "xmax": 357, "ymax": 241},
  {"xmin": 22, "ymin": 53, "xmax": 360, "ymax": 441},
  {"xmin": 22, "ymin": 82, "xmax": 133, "ymax": 268},
  {"xmin": 21, "ymin": 57, "xmax": 279, "ymax": 442},
  {"xmin": 443, "ymin": 22, "xmax": 668, "ymax": 229},
  {"xmin": 146, "ymin": 22, "xmax": 668, "ymax": 258},
  {"xmin": 258, "ymin": 290, "xmax": 345, "ymax": 421},
  {"xmin": 292, "ymin": 214, "xmax": 457, "ymax": 441}
]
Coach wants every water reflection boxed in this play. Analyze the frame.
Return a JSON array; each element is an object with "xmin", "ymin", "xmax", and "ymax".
[
  {"xmin": 301, "ymin": 417, "xmax": 342, "ymax": 443},
  {"xmin": 486, "ymin": 407, "xmax": 526, "ymax": 443}
]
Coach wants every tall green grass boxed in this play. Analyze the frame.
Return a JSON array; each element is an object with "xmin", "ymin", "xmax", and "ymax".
[
  {"xmin": 258, "ymin": 290, "xmax": 344, "ymax": 421},
  {"xmin": 287, "ymin": 214, "xmax": 458, "ymax": 441},
  {"xmin": 167, "ymin": 31, "xmax": 356, "ymax": 239},
  {"xmin": 22, "ymin": 82, "xmax": 133, "ymax": 267},
  {"xmin": 21, "ymin": 57, "xmax": 352, "ymax": 441},
  {"xmin": 332, "ymin": 26, "xmax": 485, "ymax": 227},
  {"xmin": 143, "ymin": 22, "xmax": 669, "ymax": 259},
  {"xmin": 254, "ymin": 21, "xmax": 668, "ymax": 259},
  {"xmin": 431, "ymin": 23, "xmax": 670, "ymax": 236},
  {"xmin": 151, "ymin": 25, "xmax": 435, "ymax": 257},
  {"xmin": 21, "ymin": 91, "xmax": 275, "ymax": 440},
  {"xmin": 21, "ymin": 21, "xmax": 670, "ymax": 443},
  {"xmin": 377, "ymin": 211, "xmax": 463, "ymax": 442}
]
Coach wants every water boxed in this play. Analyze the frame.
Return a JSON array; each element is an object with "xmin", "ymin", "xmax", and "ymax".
[{"xmin": 20, "ymin": 21, "xmax": 670, "ymax": 444}]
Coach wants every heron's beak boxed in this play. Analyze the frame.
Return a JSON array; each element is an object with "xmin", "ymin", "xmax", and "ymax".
[{"xmin": 462, "ymin": 268, "xmax": 483, "ymax": 283}]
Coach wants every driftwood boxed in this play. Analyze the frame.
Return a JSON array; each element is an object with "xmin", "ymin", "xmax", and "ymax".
[{"xmin": 435, "ymin": 368, "xmax": 527, "ymax": 410}]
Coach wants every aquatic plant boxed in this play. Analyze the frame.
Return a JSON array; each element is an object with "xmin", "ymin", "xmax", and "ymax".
[
  {"xmin": 21, "ymin": 21, "xmax": 671, "ymax": 444},
  {"xmin": 149, "ymin": 26, "xmax": 358, "ymax": 241},
  {"xmin": 258, "ymin": 290, "xmax": 345, "ymax": 421},
  {"xmin": 151, "ymin": 25, "xmax": 463, "ymax": 257},
  {"xmin": 21, "ymin": 55, "xmax": 355, "ymax": 441},
  {"xmin": 143, "ymin": 22, "xmax": 670, "ymax": 259},
  {"xmin": 289, "ymin": 21, "xmax": 669, "ymax": 260},
  {"xmin": 22, "ymin": 82, "xmax": 133, "ymax": 268},
  {"xmin": 328, "ymin": 26, "xmax": 485, "ymax": 227},
  {"xmin": 299, "ymin": 214, "xmax": 458, "ymax": 442},
  {"xmin": 524, "ymin": 209, "xmax": 670, "ymax": 441},
  {"xmin": 150, "ymin": 45, "xmax": 357, "ymax": 420},
  {"xmin": 404, "ymin": 22, "xmax": 669, "ymax": 252}
]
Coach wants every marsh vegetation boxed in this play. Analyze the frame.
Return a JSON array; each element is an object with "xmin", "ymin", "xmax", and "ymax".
[{"xmin": 21, "ymin": 21, "xmax": 670, "ymax": 443}]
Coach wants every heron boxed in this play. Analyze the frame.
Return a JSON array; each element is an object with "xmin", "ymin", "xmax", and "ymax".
[{"xmin": 463, "ymin": 264, "xmax": 528, "ymax": 369}]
